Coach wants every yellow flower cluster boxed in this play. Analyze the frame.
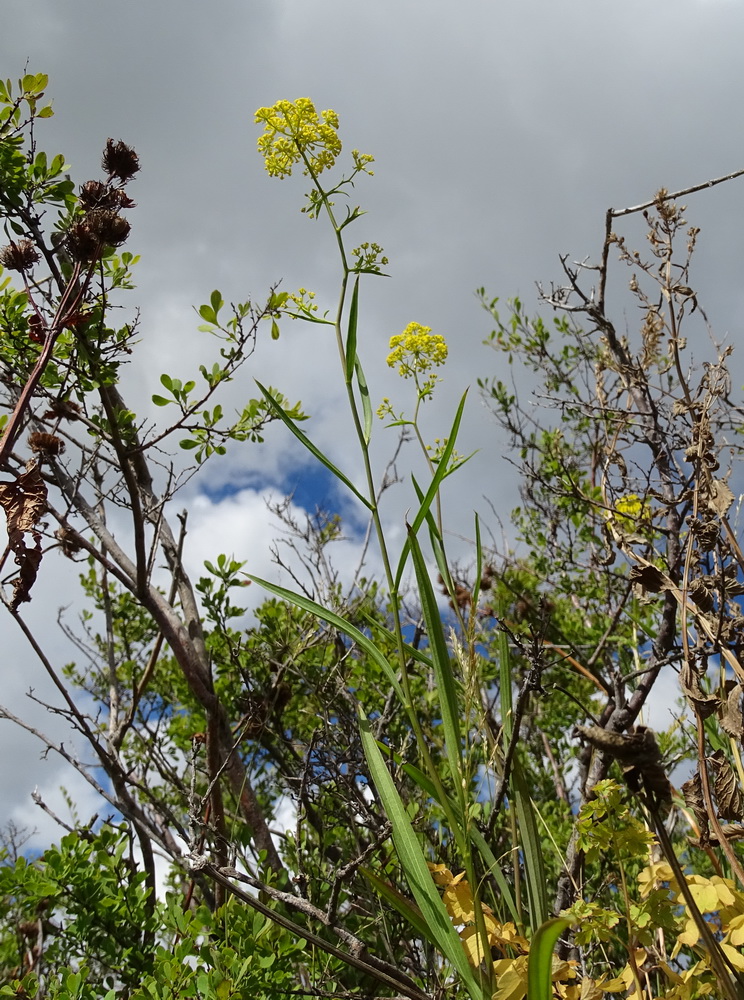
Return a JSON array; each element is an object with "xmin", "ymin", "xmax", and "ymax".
[
  {"xmin": 386, "ymin": 322, "xmax": 448, "ymax": 377},
  {"xmin": 255, "ymin": 99, "xmax": 341, "ymax": 179}
]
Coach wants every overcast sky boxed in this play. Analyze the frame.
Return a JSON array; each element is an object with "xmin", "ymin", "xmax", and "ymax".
[{"xmin": 2, "ymin": 0, "xmax": 744, "ymax": 844}]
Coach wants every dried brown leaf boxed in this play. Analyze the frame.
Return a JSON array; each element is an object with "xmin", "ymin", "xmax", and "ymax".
[
  {"xmin": 628, "ymin": 564, "xmax": 668, "ymax": 594},
  {"xmin": 710, "ymin": 750, "xmax": 744, "ymax": 821},
  {"xmin": 0, "ymin": 463, "xmax": 47, "ymax": 609},
  {"xmin": 706, "ymin": 479, "xmax": 735, "ymax": 518},
  {"xmin": 720, "ymin": 684, "xmax": 744, "ymax": 742}
]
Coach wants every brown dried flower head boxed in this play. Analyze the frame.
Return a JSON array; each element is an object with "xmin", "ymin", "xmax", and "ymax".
[
  {"xmin": 28, "ymin": 431, "xmax": 65, "ymax": 456},
  {"xmin": 79, "ymin": 179, "xmax": 117, "ymax": 210},
  {"xmin": 102, "ymin": 138, "xmax": 140, "ymax": 182},
  {"xmin": 65, "ymin": 220, "xmax": 103, "ymax": 263},
  {"xmin": 55, "ymin": 525, "xmax": 82, "ymax": 559},
  {"xmin": 80, "ymin": 181, "xmax": 137, "ymax": 212},
  {"xmin": 0, "ymin": 239, "xmax": 41, "ymax": 272},
  {"xmin": 43, "ymin": 398, "xmax": 82, "ymax": 422},
  {"xmin": 85, "ymin": 208, "xmax": 131, "ymax": 246}
]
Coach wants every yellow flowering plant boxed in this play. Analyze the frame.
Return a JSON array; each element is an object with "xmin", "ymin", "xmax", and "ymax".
[{"xmin": 248, "ymin": 99, "xmax": 515, "ymax": 1000}]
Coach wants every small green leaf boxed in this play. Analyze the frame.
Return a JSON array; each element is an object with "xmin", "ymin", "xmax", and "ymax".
[
  {"xmin": 160, "ymin": 373, "xmax": 173, "ymax": 391},
  {"xmin": 210, "ymin": 289, "xmax": 223, "ymax": 315},
  {"xmin": 151, "ymin": 394, "xmax": 171, "ymax": 406}
]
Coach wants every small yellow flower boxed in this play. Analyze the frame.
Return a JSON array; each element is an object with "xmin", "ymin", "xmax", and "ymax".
[{"xmin": 255, "ymin": 98, "xmax": 342, "ymax": 179}]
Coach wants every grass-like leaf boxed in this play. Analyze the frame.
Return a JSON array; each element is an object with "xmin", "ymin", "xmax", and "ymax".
[
  {"xmin": 247, "ymin": 574, "xmax": 405, "ymax": 705},
  {"xmin": 254, "ymin": 380, "xmax": 373, "ymax": 511},
  {"xmin": 527, "ymin": 917, "xmax": 573, "ymax": 1000},
  {"xmin": 394, "ymin": 389, "xmax": 468, "ymax": 589},
  {"xmin": 407, "ymin": 524, "xmax": 463, "ymax": 794},
  {"xmin": 359, "ymin": 714, "xmax": 485, "ymax": 1000}
]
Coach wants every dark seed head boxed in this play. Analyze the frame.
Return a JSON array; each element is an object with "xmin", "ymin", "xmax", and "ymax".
[
  {"xmin": 0, "ymin": 239, "xmax": 41, "ymax": 272},
  {"xmin": 101, "ymin": 138, "xmax": 140, "ymax": 182}
]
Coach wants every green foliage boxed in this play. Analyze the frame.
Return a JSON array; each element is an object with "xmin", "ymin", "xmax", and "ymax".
[{"xmin": 2, "ymin": 77, "xmax": 744, "ymax": 1000}]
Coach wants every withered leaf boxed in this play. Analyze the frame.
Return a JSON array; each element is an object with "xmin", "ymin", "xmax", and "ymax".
[
  {"xmin": 706, "ymin": 479, "xmax": 735, "ymax": 518},
  {"xmin": 575, "ymin": 725, "xmax": 672, "ymax": 810},
  {"xmin": 710, "ymin": 750, "xmax": 744, "ymax": 821},
  {"xmin": 682, "ymin": 771, "xmax": 709, "ymax": 843},
  {"xmin": 719, "ymin": 683, "xmax": 744, "ymax": 742},
  {"xmin": 687, "ymin": 579, "xmax": 713, "ymax": 613},
  {"xmin": 680, "ymin": 671, "xmax": 720, "ymax": 719},
  {"xmin": 0, "ymin": 462, "xmax": 47, "ymax": 609},
  {"xmin": 628, "ymin": 565, "xmax": 667, "ymax": 593}
]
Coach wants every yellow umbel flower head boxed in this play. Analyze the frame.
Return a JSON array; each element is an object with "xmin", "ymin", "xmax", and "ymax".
[
  {"xmin": 386, "ymin": 322, "xmax": 448, "ymax": 399},
  {"xmin": 255, "ymin": 99, "xmax": 341, "ymax": 179}
]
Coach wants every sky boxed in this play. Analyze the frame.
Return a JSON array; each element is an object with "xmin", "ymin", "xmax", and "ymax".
[{"xmin": 2, "ymin": 0, "xmax": 744, "ymax": 845}]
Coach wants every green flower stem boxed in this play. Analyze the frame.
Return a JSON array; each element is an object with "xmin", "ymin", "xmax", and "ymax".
[{"xmin": 300, "ymin": 154, "xmax": 470, "ymax": 856}]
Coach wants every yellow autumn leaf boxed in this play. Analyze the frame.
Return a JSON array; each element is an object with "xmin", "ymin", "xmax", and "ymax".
[
  {"xmin": 709, "ymin": 875, "xmax": 737, "ymax": 908},
  {"xmin": 721, "ymin": 942, "xmax": 744, "ymax": 971},
  {"xmin": 427, "ymin": 862, "xmax": 454, "ymax": 886},
  {"xmin": 637, "ymin": 861, "xmax": 675, "ymax": 897},
  {"xmin": 675, "ymin": 913, "xmax": 700, "ymax": 949},
  {"xmin": 726, "ymin": 912, "xmax": 744, "ymax": 945},
  {"xmin": 460, "ymin": 924, "xmax": 489, "ymax": 966},
  {"xmin": 443, "ymin": 879, "xmax": 475, "ymax": 922},
  {"xmin": 683, "ymin": 876, "xmax": 720, "ymax": 912},
  {"xmin": 578, "ymin": 978, "xmax": 606, "ymax": 1000},
  {"xmin": 493, "ymin": 956, "xmax": 529, "ymax": 1000},
  {"xmin": 491, "ymin": 921, "xmax": 530, "ymax": 954}
]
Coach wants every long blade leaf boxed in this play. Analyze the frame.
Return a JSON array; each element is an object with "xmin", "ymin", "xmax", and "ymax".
[
  {"xmin": 394, "ymin": 389, "xmax": 468, "ymax": 588},
  {"xmin": 359, "ymin": 714, "xmax": 484, "ymax": 1000},
  {"xmin": 255, "ymin": 380, "xmax": 373, "ymax": 511},
  {"xmin": 248, "ymin": 574, "xmax": 405, "ymax": 705},
  {"xmin": 407, "ymin": 525, "xmax": 463, "ymax": 793},
  {"xmin": 527, "ymin": 917, "xmax": 573, "ymax": 1000}
]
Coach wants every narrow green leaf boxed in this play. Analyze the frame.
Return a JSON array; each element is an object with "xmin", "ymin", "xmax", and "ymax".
[
  {"xmin": 410, "ymin": 474, "xmax": 452, "ymax": 594},
  {"xmin": 151, "ymin": 395, "xmax": 171, "ymax": 407},
  {"xmin": 359, "ymin": 715, "xmax": 484, "ymax": 1000},
  {"xmin": 394, "ymin": 389, "xmax": 468, "ymax": 588},
  {"xmin": 527, "ymin": 917, "xmax": 573, "ymax": 1000},
  {"xmin": 468, "ymin": 826, "xmax": 521, "ymax": 926},
  {"xmin": 247, "ymin": 574, "xmax": 405, "ymax": 704},
  {"xmin": 354, "ymin": 354, "xmax": 373, "ymax": 445},
  {"xmin": 254, "ymin": 380, "xmax": 373, "ymax": 511},
  {"xmin": 472, "ymin": 514, "xmax": 483, "ymax": 606},
  {"xmin": 512, "ymin": 760, "xmax": 549, "ymax": 927},
  {"xmin": 360, "ymin": 868, "xmax": 435, "ymax": 946},
  {"xmin": 345, "ymin": 275, "xmax": 360, "ymax": 383},
  {"xmin": 407, "ymin": 525, "xmax": 463, "ymax": 791}
]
